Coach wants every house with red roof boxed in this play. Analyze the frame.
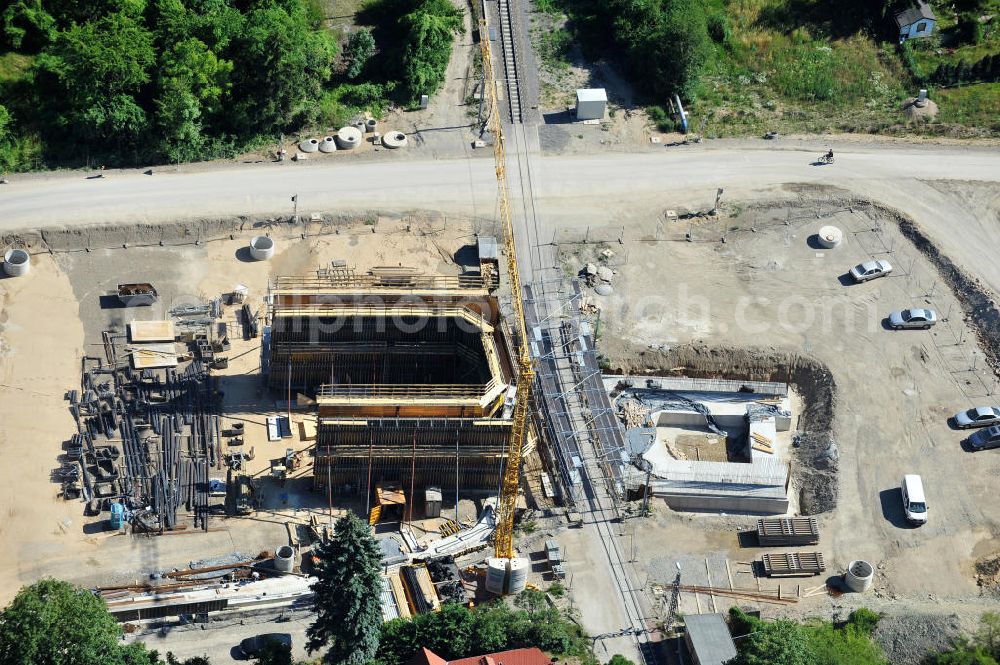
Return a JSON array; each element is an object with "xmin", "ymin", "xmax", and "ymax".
[{"xmin": 405, "ymin": 646, "xmax": 551, "ymax": 665}]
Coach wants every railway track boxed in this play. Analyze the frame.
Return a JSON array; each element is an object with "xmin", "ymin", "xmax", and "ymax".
[{"xmin": 495, "ymin": 0, "xmax": 522, "ymax": 123}]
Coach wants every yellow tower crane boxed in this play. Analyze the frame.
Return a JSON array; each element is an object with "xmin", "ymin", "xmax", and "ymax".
[{"xmin": 478, "ymin": 17, "xmax": 535, "ymax": 594}]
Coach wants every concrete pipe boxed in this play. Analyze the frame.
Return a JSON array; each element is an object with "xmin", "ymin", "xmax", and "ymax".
[
  {"xmin": 816, "ymin": 225, "xmax": 843, "ymax": 248},
  {"xmin": 298, "ymin": 138, "xmax": 320, "ymax": 153},
  {"xmin": 507, "ymin": 556, "xmax": 529, "ymax": 594},
  {"xmin": 319, "ymin": 136, "xmax": 337, "ymax": 153},
  {"xmin": 3, "ymin": 249, "xmax": 30, "ymax": 277},
  {"xmin": 844, "ymin": 560, "xmax": 874, "ymax": 592},
  {"xmin": 274, "ymin": 545, "xmax": 295, "ymax": 573},
  {"xmin": 335, "ymin": 126, "xmax": 362, "ymax": 150},
  {"xmin": 249, "ymin": 235, "xmax": 275, "ymax": 261},
  {"xmin": 382, "ymin": 131, "xmax": 408, "ymax": 149},
  {"xmin": 365, "ymin": 118, "xmax": 378, "ymax": 133},
  {"xmin": 485, "ymin": 558, "xmax": 508, "ymax": 595}
]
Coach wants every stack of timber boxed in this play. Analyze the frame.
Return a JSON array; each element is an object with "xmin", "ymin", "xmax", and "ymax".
[
  {"xmin": 757, "ymin": 517, "xmax": 820, "ymax": 546},
  {"xmin": 761, "ymin": 552, "xmax": 826, "ymax": 578}
]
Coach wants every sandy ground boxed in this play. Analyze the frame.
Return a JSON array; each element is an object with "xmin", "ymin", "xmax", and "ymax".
[
  {"xmin": 0, "ymin": 221, "xmax": 479, "ymax": 604},
  {"xmin": 554, "ymin": 194, "xmax": 1000, "ymax": 629}
]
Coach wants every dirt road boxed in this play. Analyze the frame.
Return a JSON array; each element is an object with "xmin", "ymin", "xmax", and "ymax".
[{"xmin": 1, "ymin": 141, "xmax": 997, "ymax": 292}]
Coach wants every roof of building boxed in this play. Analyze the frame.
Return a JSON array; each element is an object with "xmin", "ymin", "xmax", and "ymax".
[
  {"xmin": 576, "ymin": 88, "xmax": 608, "ymax": 102},
  {"xmin": 405, "ymin": 647, "xmax": 449, "ymax": 665},
  {"xmin": 405, "ymin": 648, "xmax": 549, "ymax": 665},
  {"xmin": 450, "ymin": 648, "xmax": 550, "ymax": 665},
  {"xmin": 685, "ymin": 613, "xmax": 738, "ymax": 665},
  {"xmin": 478, "ymin": 236, "xmax": 498, "ymax": 261},
  {"xmin": 895, "ymin": 1, "xmax": 935, "ymax": 26}
]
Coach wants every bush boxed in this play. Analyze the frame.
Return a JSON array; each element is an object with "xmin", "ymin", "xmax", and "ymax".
[
  {"xmin": 956, "ymin": 12, "xmax": 984, "ymax": 45},
  {"xmin": 707, "ymin": 13, "xmax": 729, "ymax": 44},
  {"xmin": 899, "ymin": 41, "xmax": 925, "ymax": 83},
  {"xmin": 399, "ymin": 0, "xmax": 464, "ymax": 102},
  {"xmin": 647, "ymin": 105, "xmax": 676, "ymax": 132},
  {"xmin": 847, "ymin": 608, "xmax": 881, "ymax": 636},
  {"xmin": 345, "ymin": 28, "xmax": 376, "ymax": 79}
]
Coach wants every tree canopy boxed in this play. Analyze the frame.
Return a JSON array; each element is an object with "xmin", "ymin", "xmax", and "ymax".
[
  {"xmin": 307, "ymin": 512, "xmax": 384, "ymax": 665},
  {"xmin": 0, "ymin": 579, "xmax": 155, "ymax": 665},
  {"xmin": 376, "ymin": 591, "xmax": 591, "ymax": 665},
  {"xmin": 1, "ymin": 0, "xmax": 336, "ymax": 167}
]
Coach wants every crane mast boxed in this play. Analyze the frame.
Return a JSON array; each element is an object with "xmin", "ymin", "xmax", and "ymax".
[{"xmin": 478, "ymin": 18, "xmax": 534, "ymax": 563}]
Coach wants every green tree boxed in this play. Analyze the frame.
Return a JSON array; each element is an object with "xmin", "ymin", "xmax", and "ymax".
[
  {"xmin": 728, "ymin": 618, "xmax": 812, "ymax": 665},
  {"xmin": 975, "ymin": 612, "xmax": 1000, "ymax": 658},
  {"xmin": 227, "ymin": 3, "xmax": 335, "ymax": 134},
  {"xmin": 255, "ymin": 640, "xmax": 293, "ymax": 665},
  {"xmin": 160, "ymin": 37, "xmax": 232, "ymax": 114},
  {"xmin": 2, "ymin": 0, "xmax": 55, "ymax": 50},
  {"xmin": 607, "ymin": 0, "xmax": 711, "ymax": 99},
  {"xmin": 608, "ymin": 656, "xmax": 637, "ymax": 665},
  {"xmin": 307, "ymin": 512, "xmax": 383, "ymax": 665},
  {"xmin": 416, "ymin": 603, "xmax": 476, "ymax": 658},
  {"xmin": 0, "ymin": 579, "xmax": 133, "ymax": 665},
  {"xmin": 155, "ymin": 78, "xmax": 205, "ymax": 163},
  {"xmin": 35, "ymin": 11, "xmax": 154, "ymax": 148},
  {"xmin": 345, "ymin": 28, "xmax": 376, "ymax": 79},
  {"xmin": 399, "ymin": 0, "xmax": 463, "ymax": 101}
]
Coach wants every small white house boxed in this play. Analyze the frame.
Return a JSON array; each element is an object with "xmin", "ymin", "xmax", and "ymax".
[
  {"xmin": 575, "ymin": 88, "xmax": 607, "ymax": 121},
  {"xmin": 895, "ymin": 1, "xmax": 936, "ymax": 42}
]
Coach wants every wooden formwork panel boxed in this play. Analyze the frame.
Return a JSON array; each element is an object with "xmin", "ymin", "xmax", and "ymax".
[{"xmin": 761, "ymin": 552, "xmax": 825, "ymax": 577}]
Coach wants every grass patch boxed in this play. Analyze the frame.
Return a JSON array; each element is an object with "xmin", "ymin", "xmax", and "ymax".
[
  {"xmin": 0, "ymin": 53, "xmax": 33, "ymax": 85},
  {"xmin": 542, "ymin": 0, "xmax": 999, "ymax": 136},
  {"xmin": 689, "ymin": 6, "xmax": 908, "ymax": 136},
  {"xmin": 934, "ymin": 82, "xmax": 1000, "ymax": 130},
  {"xmin": 532, "ymin": 0, "xmax": 564, "ymax": 14},
  {"xmin": 536, "ymin": 27, "xmax": 572, "ymax": 71}
]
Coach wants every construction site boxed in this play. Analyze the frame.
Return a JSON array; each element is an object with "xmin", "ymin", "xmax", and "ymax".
[{"xmin": 0, "ymin": 4, "xmax": 999, "ymax": 662}]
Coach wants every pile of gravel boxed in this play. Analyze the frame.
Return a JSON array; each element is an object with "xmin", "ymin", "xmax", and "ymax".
[
  {"xmin": 975, "ymin": 554, "xmax": 1000, "ymax": 598},
  {"xmin": 793, "ymin": 431, "xmax": 838, "ymax": 516},
  {"xmin": 873, "ymin": 613, "xmax": 962, "ymax": 665}
]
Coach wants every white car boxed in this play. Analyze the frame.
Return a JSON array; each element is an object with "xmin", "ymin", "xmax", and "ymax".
[
  {"xmin": 954, "ymin": 406, "xmax": 1000, "ymax": 429},
  {"xmin": 888, "ymin": 308, "xmax": 937, "ymax": 330},
  {"xmin": 850, "ymin": 259, "xmax": 893, "ymax": 282}
]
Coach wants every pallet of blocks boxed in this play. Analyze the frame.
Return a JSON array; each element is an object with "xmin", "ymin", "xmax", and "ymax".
[
  {"xmin": 757, "ymin": 517, "xmax": 820, "ymax": 546},
  {"xmin": 761, "ymin": 551, "xmax": 825, "ymax": 577}
]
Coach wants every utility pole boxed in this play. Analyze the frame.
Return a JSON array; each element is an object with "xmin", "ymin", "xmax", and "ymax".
[{"xmin": 291, "ymin": 194, "xmax": 299, "ymax": 224}]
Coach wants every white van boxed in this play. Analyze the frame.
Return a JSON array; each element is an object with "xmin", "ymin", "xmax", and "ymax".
[{"xmin": 901, "ymin": 474, "xmax": 927, "ymax": 525}]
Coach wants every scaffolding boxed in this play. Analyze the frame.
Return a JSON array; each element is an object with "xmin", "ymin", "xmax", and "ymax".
[
  {"xmin": 313, "ymin": 417, "xmax": 511, "ymax": 496},
  {"xmin": 523, "ymin": 279, "xmax": 629, "ymax": 511}
]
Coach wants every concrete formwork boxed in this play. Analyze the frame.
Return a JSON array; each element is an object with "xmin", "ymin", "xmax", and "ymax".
[{"xmin": 265, "ymin": 267, "xmax": 517, "ymax": 498}]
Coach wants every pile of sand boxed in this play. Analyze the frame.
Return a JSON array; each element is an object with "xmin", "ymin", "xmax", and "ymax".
[{"xmin": 902, "ymin": 97, "xmax": 939, "ymax": 122}]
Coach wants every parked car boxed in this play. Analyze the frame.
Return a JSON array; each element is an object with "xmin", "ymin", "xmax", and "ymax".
[
  {"xmin": 900, "ymin": 474, "xmax": 927, "ymax": 525},
  {"xmin": 968, "ymin": 425, "xmax": 1000, "ymax": 451},
  {"xmin": 954, "ymin": 406, "xmax": 1000, "ymax": 429},
  {"xmin": 239, "ymin": 633, "xmax": 292, "ymax": 658},
  {"xmin": 850, "ymin": 259, "xmax": 893, "ymax": 282},
  {"xmin": 888, "ymin": 308, "xmax": 937, "ymax": 330}
]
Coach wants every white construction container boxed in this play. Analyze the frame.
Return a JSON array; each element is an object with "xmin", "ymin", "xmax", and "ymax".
[{"xmin": 576, "ymin": 88, "xmax": 607, "ymax": 121}]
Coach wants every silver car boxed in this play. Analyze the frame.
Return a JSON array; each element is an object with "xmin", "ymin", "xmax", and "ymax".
[
  {"xmin": 968, "ymin": 425, "xmax": 1000, "ymax": 451},
  {"xmin": 850, "ymin": 259, "xmax": 893, "ymax": 282},
  {"xmin": 888, "ymin": 308, "xmax": 937, "ymax": 330},
  {"xmin": 954, "ymin": 406, "xmax": 1000, "ymax": 429}
]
